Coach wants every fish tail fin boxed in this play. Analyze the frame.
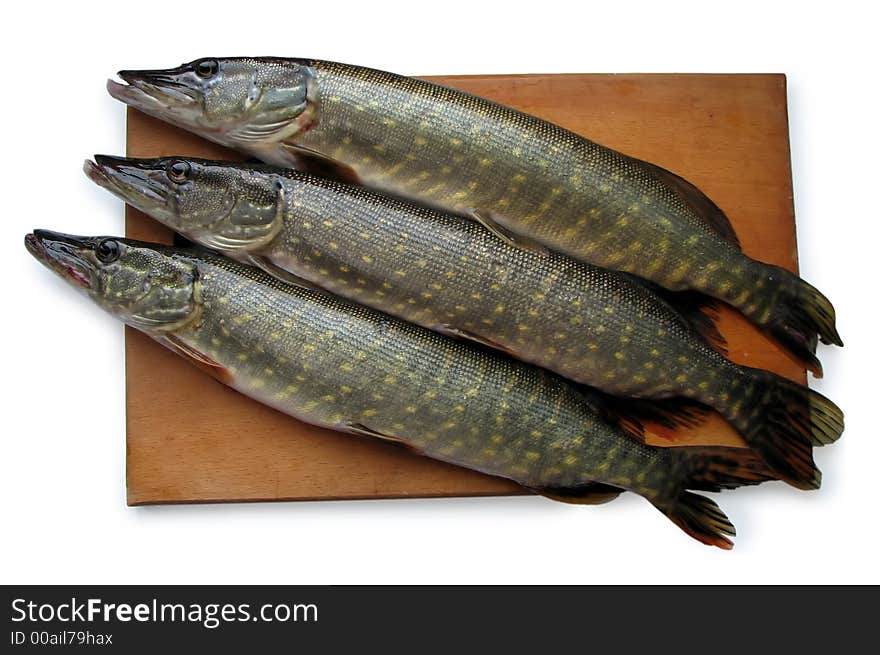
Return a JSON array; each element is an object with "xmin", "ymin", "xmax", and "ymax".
[
  {"xmin": 652, "ymin": 492, "xmax": 736, "ymax": 550},
  {"xmin": 751, "ymin": 265, "xmax": 842, "ymax": 374},
  {"xmin": 723, "ymin": 368, "xmax": 844, "ymax": 489}
]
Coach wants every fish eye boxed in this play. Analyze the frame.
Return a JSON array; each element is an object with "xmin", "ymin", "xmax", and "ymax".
[
  {"xmin": 167, "ymin": 160, "xmax": 191, "ymax": 183},
  {"xmin": 95, "ymin": 239, "xmax": 121, "ymax": 264},
  {"xmin": 194, "ymin": 59, "xmax": 219, "ymax": 78}
]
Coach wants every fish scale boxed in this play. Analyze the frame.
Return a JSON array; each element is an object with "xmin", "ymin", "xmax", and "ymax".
[
  {"xmin": 86, "ymin": 155, "xmax": 844, "ymax": 489},
  {"xmin": 163, "ymin": 250, "xmax": 671, "ymax": 489},
  {"xmin": 273, "ymin": 171, "xmax": 717, "ymax": 399},
  {"xmin": 105, "ymin": 57, "xmax": 841, "ymax": 373},
  {"xmin": 28, "ymin": 230, "xmax": 776, "ymax": 547}
]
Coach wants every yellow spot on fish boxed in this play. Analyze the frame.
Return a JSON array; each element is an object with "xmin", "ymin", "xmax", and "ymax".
[
  {"xmin": 495, "ymin": 304, "xmax": 505, "ymax": 313},
  {"xmin": 614, "ymin": 352, "xmax": 625, "ymax": 360},
  {"xmin": 564, "ymin": 454, "xmax": 578, "ymax": 465},
  {"xmin": 530, "ymin": 430, "xmax": 542, "ymax": 438},
  {"xmin": 465, "ymin": 388, "xmax": 479, "ymax": 398},
  {"xmin": 237, "ymin": 353, "xmax": 248, "ymax": 362},
  {"xmin": 363, "ymin": 408, "xmax": 378, "ymax": 417},
  {"xmin": 491, "ymin": 434, "xmax": 504, "ymax": 444},
  {"xmin": 525, "ymin": 451, "xmax": 540, "ymax": 461},
  {"xmin": 675, "ymin": 374, "xmax": 687, "ymax": 383},
  {"xmin": 362, "ymin": 255, "xmax": 373, "ymax": 264}
]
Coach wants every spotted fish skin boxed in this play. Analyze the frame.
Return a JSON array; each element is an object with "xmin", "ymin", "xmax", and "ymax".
[
  {"xmin": 105, "ymin": 58, "xmax": 841, "ymax": 371},
  {"xmin": 27, "ymin": 230, "xmax": 775, "ymax": 548},
  {"xmin": 84, "ymin": 155, "xmax": 845, "ymax": 490},
  {"xmin": 290, "ymin": 61, "xmax": 841, "ymax": 367},
  {"xmin": 172, "ymin": 250, "xmax": 669, "ymax": 491}
]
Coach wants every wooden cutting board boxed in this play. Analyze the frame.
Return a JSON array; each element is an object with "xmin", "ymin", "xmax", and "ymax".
[{"xmin": 124, "ymin": 73, "xmax": 805, "ymax": 505}]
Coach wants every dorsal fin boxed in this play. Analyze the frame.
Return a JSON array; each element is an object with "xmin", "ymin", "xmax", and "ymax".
[
  {"xmin": 628, "ymin": 155, "xmax": 741, "ymax": 249},
  {"xmin": 593, "ymin": 389, "xmax": 711, "ymax": 434},
  {"xmin": 656, "ymin": 289, "xmax": 728, "ymax": 357},
  {"xmin": 618, "ymin": 272, "xmax": 728, "ymax": 357}
]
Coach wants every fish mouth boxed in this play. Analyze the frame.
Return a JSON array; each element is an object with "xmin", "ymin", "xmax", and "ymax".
[
  {"xmin": 26, "ymin": 230, "xmax": 98, "ymax": 290},
  {"xmin": 85, "ymin": 155, "xmax": 172, "ymax": 210},
  {"xmin": 107, "ymin": 69, "xmax": 201, "ymax": 121}
]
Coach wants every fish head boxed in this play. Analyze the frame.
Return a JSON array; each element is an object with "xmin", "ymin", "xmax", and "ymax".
[
  {"xmin": 85, "ymin": 156, "xmax": 284, "ymax": 254},
  {"xmin": 107, "ymin": 58, "xmax": 319, "ymax": 152},
  {"xmin": 26, "ymin": 230, "xmax": 201, "ymax": 333}
]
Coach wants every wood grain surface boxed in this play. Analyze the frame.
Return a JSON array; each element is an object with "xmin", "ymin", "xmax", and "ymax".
[{"xmin": 124, "ymin": 73, "xmax": 805, "ymax": 505}]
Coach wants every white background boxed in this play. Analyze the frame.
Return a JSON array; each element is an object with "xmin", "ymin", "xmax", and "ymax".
[{"xmin": 1, "ymin": 0, "xmax": 877, "ymax": 584}]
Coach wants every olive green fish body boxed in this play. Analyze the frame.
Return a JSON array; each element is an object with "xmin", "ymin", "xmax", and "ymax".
[
  {"xmin": 84, "ymin": 156, "xmax": 845, "ymax": 489},
  {"xmin": 179, "ymin": 254, "xmax": 661, "ymax": 489},
  {"xmin": 268, "ymin": 172, "xmax": 723, "ymax": 401},
  {"xmin": 28, "ymin": 230, "xmax": 775, "ymax": 547},
  {"xmin": 106, "ymin": 58, "xmax": 840, "ymax": 370},
  {"xmin": 291, "ymin": 61, "xmax": 839, "ymax": 369}
]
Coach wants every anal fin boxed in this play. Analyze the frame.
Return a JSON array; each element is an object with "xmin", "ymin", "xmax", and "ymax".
[{"xmin": 533, "ymin": 483, "xmax": 625, "ymax": 505}]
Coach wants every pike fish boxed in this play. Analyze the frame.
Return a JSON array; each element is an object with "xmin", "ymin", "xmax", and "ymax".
[
  {"xmin": 85, "ymin": 155, "xmax": 843, "ymax": 489},
  {"xmin": 107, "ymin": 57, "xmax": 842, "ymax": 375},
  {"xmin": 26, "ymin": 229, "xmax": 773, "ymax": 548}
]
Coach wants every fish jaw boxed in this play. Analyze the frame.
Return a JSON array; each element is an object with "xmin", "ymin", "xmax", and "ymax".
[
  {"xmin": 25, "ymin": 230, "xmax": 98, "ymax": 290},
  {"xmin": 84, "ymin": 155, "xmax": 174, "ymax": 220},
  {"xmin": 107, "ymin": 71, "xmax": 208, "ymax": 137}
]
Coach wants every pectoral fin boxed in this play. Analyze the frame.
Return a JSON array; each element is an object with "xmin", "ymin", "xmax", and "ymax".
[
  {"xmin": 272, "ymin": 142, "xmax": 361, "ymax": 185},
  {"xmin": 534, "ymin": 483, "xmax": 625, "ymax": 505},
  {"xmin": 157, "ymin": 334, "xmax": 232, "ymax": 385},
  {"xmin": 466, "ymin": 209, "xmax": 549, "ymax": 257},
  {"xmin": 241, "ymin": 254, "xmax": 325, "ymax": 293}
]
